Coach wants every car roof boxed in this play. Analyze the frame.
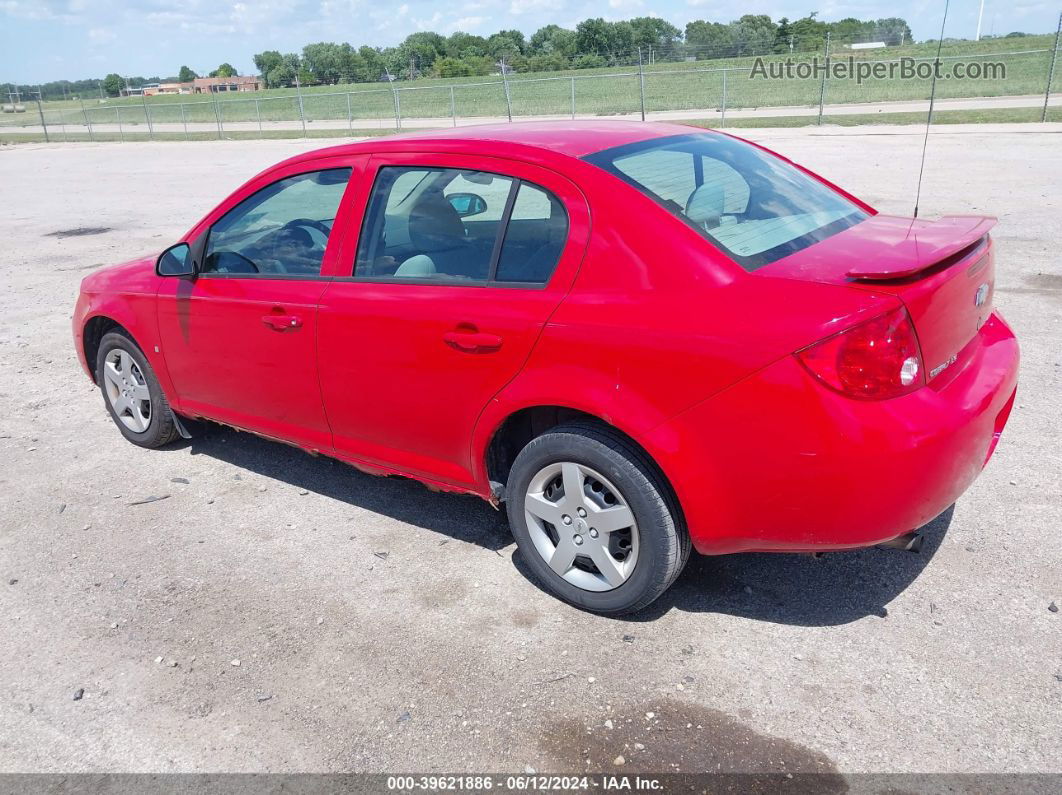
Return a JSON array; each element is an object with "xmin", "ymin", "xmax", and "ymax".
[{"xmin": 284, "ymin": 120, "xmax": 715, "ymax": 168}]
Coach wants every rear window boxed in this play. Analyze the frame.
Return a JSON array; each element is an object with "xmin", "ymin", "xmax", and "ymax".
[{"xmin": 583, "ymin": 133, "xmax": 868, "ymax": 271}]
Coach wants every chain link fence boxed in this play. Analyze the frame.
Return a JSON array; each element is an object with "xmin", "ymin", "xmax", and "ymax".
[{"xmin": 3, "ymin": 32, "xmax": 1061, "ymax": 142}]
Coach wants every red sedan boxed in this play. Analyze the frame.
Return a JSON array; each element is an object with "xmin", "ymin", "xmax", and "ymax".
[{"xmin": 72, "ymin": 121, "xmax": 1019, "ymax": 614}]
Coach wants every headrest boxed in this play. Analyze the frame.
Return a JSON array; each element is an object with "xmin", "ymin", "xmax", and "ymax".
[
  {"xmin": 409, "ymin": 195, "xmax": 465, "ymax": 253},
  {"xmin": 685, "ymin": 183, "xmax": 725, "ymax": 227}
]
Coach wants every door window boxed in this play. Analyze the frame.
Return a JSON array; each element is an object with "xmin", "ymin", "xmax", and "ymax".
[
  {"xmin": 495, "ymin": 182, "xmax": 568, "ymax": 284},
  {"xmin": 354, "ymin": 166, "xmax": 568, "ymax": 286},
  {"xmin": 202, "ymin": 168, "xmax": 352, "ymax": 277}
]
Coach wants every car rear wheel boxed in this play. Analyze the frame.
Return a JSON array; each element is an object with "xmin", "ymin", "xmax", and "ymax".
[
  {"xmin": 96, "ymin": 330, "xmax": 179, "ymax": 449},
  {"xmin": 506, "ymin": 422, "xmax": 689, "ymax": 615}
]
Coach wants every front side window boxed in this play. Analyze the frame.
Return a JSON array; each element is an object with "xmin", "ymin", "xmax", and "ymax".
[
  {"xmin": 584, "ymin": 134, "xmax": 867, "ymax": 271},
  {"xmin": 203, "ymin": 168, "xmax": 352, "ymax": 277},
  {"xmin": 354, "ymin": 166, "xmax": 568, "ymax": 286}
]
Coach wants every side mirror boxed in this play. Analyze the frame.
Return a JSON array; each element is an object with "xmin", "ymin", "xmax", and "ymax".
[
  {"xmin": 447, "ymin": 193, "xmax": 487, "ymax": 218},
  {"xmin": 156, "ymin": 242, "xmax": 195, "ymax": 277}
]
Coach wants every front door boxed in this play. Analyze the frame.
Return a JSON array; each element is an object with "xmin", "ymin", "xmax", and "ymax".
[
  {"xmin": 317, "ymin": 154, "xmax": 589, "ymax": 488},
  {"xmin": 157, "ymin": 163, "xmax": 359, "ymax": 451}
]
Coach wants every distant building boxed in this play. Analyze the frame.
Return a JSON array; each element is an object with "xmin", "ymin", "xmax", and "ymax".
[
  {"xmin": 848, "ymin": 42, "xmax": 887, "ymax": 50},
  {"xmin": 144, "ymin": 82, "xmax": 193, "ymax": 96},
  {"xmin": 192, "ymin": 76, "xmax": 261, "ymax": 93}
]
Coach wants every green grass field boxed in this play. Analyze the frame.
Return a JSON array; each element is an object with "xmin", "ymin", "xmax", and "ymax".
[{"xmin": 2, "ymin": 35, "xmax": 1057, "ymax": 133}]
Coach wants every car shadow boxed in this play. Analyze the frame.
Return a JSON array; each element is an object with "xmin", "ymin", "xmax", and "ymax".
[
  {"xmin": 178, "ymin": 423, "xmax": 950, "ymax": 627},
  {"xmin": 179, "ymin": 424, "xmax": 512, "ymax": 552},
  {"xmin": 625, "ymin": 505, "xmax": 953, "ymax": 626}
]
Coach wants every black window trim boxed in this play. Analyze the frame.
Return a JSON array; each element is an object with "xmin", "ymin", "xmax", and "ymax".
[
  {"xmin": 198, "ymin": 166, "xmax": 352, "ymax": 281},
  {"xmin": 348, "ymin": 165, "xmax": 565, "ymax": 290}
]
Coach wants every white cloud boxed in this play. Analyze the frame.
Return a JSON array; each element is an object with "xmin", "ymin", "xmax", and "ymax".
[
  {"xmin": 0, "ymin": 0, "xmax": 83, "ymax": 21},
  {"xmin": 447, "ymin": 16, "xmax": 487, "ymax": 32},
  {"xmin": 509, "ymin": 0, "xmax": 561, "ymax": 15},
  {"xmin": 414, "ymin": 11, "xmax": 442, "ymax": 30},
  {"xmin": 87, "ymin": 27, "xmax": 115, "ymax": 44}
]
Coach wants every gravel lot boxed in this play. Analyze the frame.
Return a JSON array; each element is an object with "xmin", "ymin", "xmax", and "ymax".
[{"xmin": 0, "ymin": 124, "xmax": 1059, "ymax": 776}]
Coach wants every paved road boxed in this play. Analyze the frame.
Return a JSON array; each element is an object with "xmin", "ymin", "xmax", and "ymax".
[{"xmin": 0, "ymin": 124, "xmax": 1059, "ymax": 775}]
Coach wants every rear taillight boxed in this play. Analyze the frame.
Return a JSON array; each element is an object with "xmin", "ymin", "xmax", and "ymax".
[{"xmin": 796, "ymin": 306, "xmax": 925, "ymax": 400}]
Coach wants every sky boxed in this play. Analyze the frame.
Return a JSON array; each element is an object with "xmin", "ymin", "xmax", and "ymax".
[{"xmin": 1, "ymin": 0, "xmax": 1058, "ymax": 83}]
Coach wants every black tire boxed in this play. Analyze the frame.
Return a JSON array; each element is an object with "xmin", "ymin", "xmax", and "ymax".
[
  {"xmin": 95, "ymin": 330, "xmax": 180, "ymax": 449},
  {"xmin": 506, "ymin": 421, "xmax": 690, "ymax": 615}
]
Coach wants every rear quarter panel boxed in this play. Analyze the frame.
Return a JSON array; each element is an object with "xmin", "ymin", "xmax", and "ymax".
[{"xmin": 472, "ymin": 170, "xmax": 897, "ymax": 492}]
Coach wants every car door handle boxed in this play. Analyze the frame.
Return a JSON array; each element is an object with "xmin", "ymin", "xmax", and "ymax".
[
  {"xmin": 443, "ymin": 330, "xmax": 503, "ymax": 353},
  {"xmin": 262, "ymin": 313, "xmax": 303, "ymax": 331}
]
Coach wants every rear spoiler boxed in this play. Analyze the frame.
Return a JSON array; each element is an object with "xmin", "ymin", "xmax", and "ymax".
[{"xmin": 846, "ymin": 215, "xmax": 996, "ymax": 281}]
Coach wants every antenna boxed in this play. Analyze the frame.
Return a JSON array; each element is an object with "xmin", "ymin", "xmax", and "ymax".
[{"xmin": 913, "ymin": 0, "xmax": 951, "ymax": 218}]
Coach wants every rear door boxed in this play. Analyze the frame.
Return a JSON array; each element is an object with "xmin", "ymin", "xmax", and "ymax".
[
  {"xmin": 157, "ymin": 158, "xmax": 363, "ymax": 450},
  {"xmin": 317, "ymin": 153, "xmax": 589, "ymax": 489}
]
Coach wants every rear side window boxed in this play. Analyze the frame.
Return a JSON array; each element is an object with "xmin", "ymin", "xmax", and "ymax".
[
  {"xmin": 354, "ymin": 166, "xmax": 567, "ymax": 286},
  {"xmin": 584, "ymin": 134, "xmax": 867, "ymax": 271},
  {"xmin": 496, "ymin": 183, "xmax": 568, "ymax": 284}
]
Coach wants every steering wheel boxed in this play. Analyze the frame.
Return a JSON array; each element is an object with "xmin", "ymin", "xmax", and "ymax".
[
  {"xmin": 283, "ymin": 218, "xmax": 332, "ymax": 237},
  {"xmin": 268, "ymin": 219, "xmax": 332, "ymax": 271}
]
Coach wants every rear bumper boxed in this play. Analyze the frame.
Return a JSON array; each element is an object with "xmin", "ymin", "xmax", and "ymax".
[{"xmin": 649, "ymin": 311, "xmax": 1019, "ymax": 555}]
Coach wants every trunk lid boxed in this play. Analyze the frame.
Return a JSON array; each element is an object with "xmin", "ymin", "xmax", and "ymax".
[{"xmin": 761, "ymin": 214, "xmax": 997, "ymax": 384}]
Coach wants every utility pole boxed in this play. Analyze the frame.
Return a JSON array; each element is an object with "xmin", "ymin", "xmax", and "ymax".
[{"xmin": 975, "ymin": 0, "xmax": 986, "ymax": 41}]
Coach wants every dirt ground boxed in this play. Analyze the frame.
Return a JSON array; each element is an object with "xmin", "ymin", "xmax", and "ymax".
[{"xmin": 0, "ymin": 124, "xmax": 1059, "ymax": 776}]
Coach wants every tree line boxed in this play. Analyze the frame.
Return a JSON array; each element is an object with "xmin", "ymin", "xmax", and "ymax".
[
  {"xmin": 253, "ymin": 14, "xmax": 916, "ymax": 88},
  {"xmin": 6, "ymin": 12, "xmax": 1041, "ymax": 101}
]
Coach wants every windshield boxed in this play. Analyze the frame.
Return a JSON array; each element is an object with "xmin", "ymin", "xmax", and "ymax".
[{"xmin": 583, "ymin": 133, "xmax": 868, "ymax": 271}]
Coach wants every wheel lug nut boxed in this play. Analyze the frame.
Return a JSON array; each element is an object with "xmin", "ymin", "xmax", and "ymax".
[
  {"xmin": 573, "ymin": 535, "xmax": 583, "ymax": 545},
  {"xmin": 577, "ymin": 507, "xmax": 586, "ymax": 518},
  {"xmin": 562, "ymin": 515, "xmax": 572, "ymax": 525},
  {"xmin": 589, "ymin": 528, "xmax": 599, "ymax": 538}
]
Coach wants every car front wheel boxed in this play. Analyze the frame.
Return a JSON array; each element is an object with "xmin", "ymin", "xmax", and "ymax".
[
  {"xmin": 506, "ymin": 422, "xmax": 689, "ymax": 615},
  {"xmin": 96, "ymin": 330, "xmax": 180, "ymax": 449}
]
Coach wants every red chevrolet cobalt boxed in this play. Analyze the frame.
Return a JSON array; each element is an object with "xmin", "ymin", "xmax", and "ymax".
[{"xmin": 73, "ymin": 121, "xmax": 1018, "ymax": 614}]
